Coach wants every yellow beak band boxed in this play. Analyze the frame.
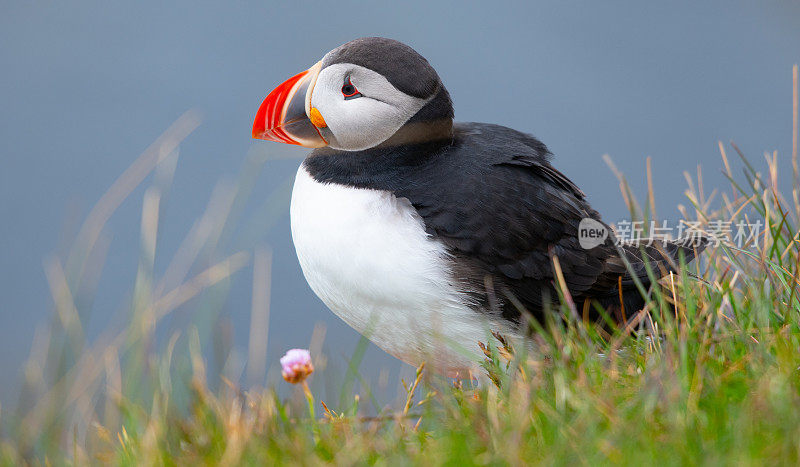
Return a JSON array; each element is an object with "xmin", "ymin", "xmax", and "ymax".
[{"xmin": 309, "ymin": 107, "xmax": 327, "ymax": 128}]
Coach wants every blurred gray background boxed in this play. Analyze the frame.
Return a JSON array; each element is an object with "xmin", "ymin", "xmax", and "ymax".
[{"xmin": 1, "ymin": 1, "xmax": 798, "ymax": 405}]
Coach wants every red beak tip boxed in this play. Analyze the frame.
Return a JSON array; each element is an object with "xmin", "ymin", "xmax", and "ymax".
[{"xmin": 252, "ymin": 66, "xmax": 325, "ymax": 147}]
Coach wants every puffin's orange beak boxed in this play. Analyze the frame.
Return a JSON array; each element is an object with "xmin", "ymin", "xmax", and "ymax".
[{"xmin": 252, "ymin": 61, "xmax": 328, "ymax": 147}]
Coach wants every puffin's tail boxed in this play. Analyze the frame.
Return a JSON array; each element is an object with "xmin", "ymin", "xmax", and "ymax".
[{"xmin": 593, "ymin": 237, "xmax": 708, "ymax": 322}]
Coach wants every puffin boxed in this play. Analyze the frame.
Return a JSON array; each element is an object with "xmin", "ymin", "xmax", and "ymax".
[{"xmin": 252, "ymin": 37, "xmax": 704, "ymax": 372}]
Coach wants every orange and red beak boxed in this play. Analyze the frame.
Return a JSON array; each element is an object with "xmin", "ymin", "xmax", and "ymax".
[{"xmin": 252, "ymin": 61, "xmax": 328, "ymax": 147}]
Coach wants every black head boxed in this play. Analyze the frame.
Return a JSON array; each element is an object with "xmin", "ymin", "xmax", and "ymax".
[
  {"xmin": 253, "ymin": 37, "xmax": 453, "ymax": 151},
  {"xmin": 322, "ymin": 37, "xmax": 442, "ymax": 100}
]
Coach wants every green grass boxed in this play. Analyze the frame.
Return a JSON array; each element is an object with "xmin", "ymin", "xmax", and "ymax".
[{"xmin": 2, "ymin": 67, "xmax": 800, "ymax": 465}]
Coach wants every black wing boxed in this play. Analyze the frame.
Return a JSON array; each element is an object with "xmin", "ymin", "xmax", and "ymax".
[{"xmin": 398, "ymin": 123, "xmax": 638, "ymax": 321}]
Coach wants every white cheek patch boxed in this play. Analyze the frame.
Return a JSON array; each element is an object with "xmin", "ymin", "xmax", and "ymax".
[{"xmin": 311, "ymin": 63, "xmax": 430, "ymax": 151}]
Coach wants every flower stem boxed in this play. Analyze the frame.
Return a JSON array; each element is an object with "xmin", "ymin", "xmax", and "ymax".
[{"xmin": 301, "ymin": 380, "xmax": 319, "ymax": 443}]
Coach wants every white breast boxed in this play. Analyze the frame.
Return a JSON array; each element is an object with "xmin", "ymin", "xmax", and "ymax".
[{"xmin": 290, "ymin": 165, "xmax": 519, "ymax": 372}]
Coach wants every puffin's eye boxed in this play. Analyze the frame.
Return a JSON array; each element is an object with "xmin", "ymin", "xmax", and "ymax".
[{"xmin": 341, "ymin": 79, "xmax": 362, "ymax": 100}]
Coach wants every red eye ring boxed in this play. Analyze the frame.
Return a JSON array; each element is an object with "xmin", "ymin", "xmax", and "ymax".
[{"xmin": 341, "ymin": 79, "xmax": 362, "ymax": 100}]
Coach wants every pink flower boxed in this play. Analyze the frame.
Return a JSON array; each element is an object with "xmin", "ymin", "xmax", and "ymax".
[{"xmin": 280, "ymin": 348, "xmax": 314, "ymax": 384}]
